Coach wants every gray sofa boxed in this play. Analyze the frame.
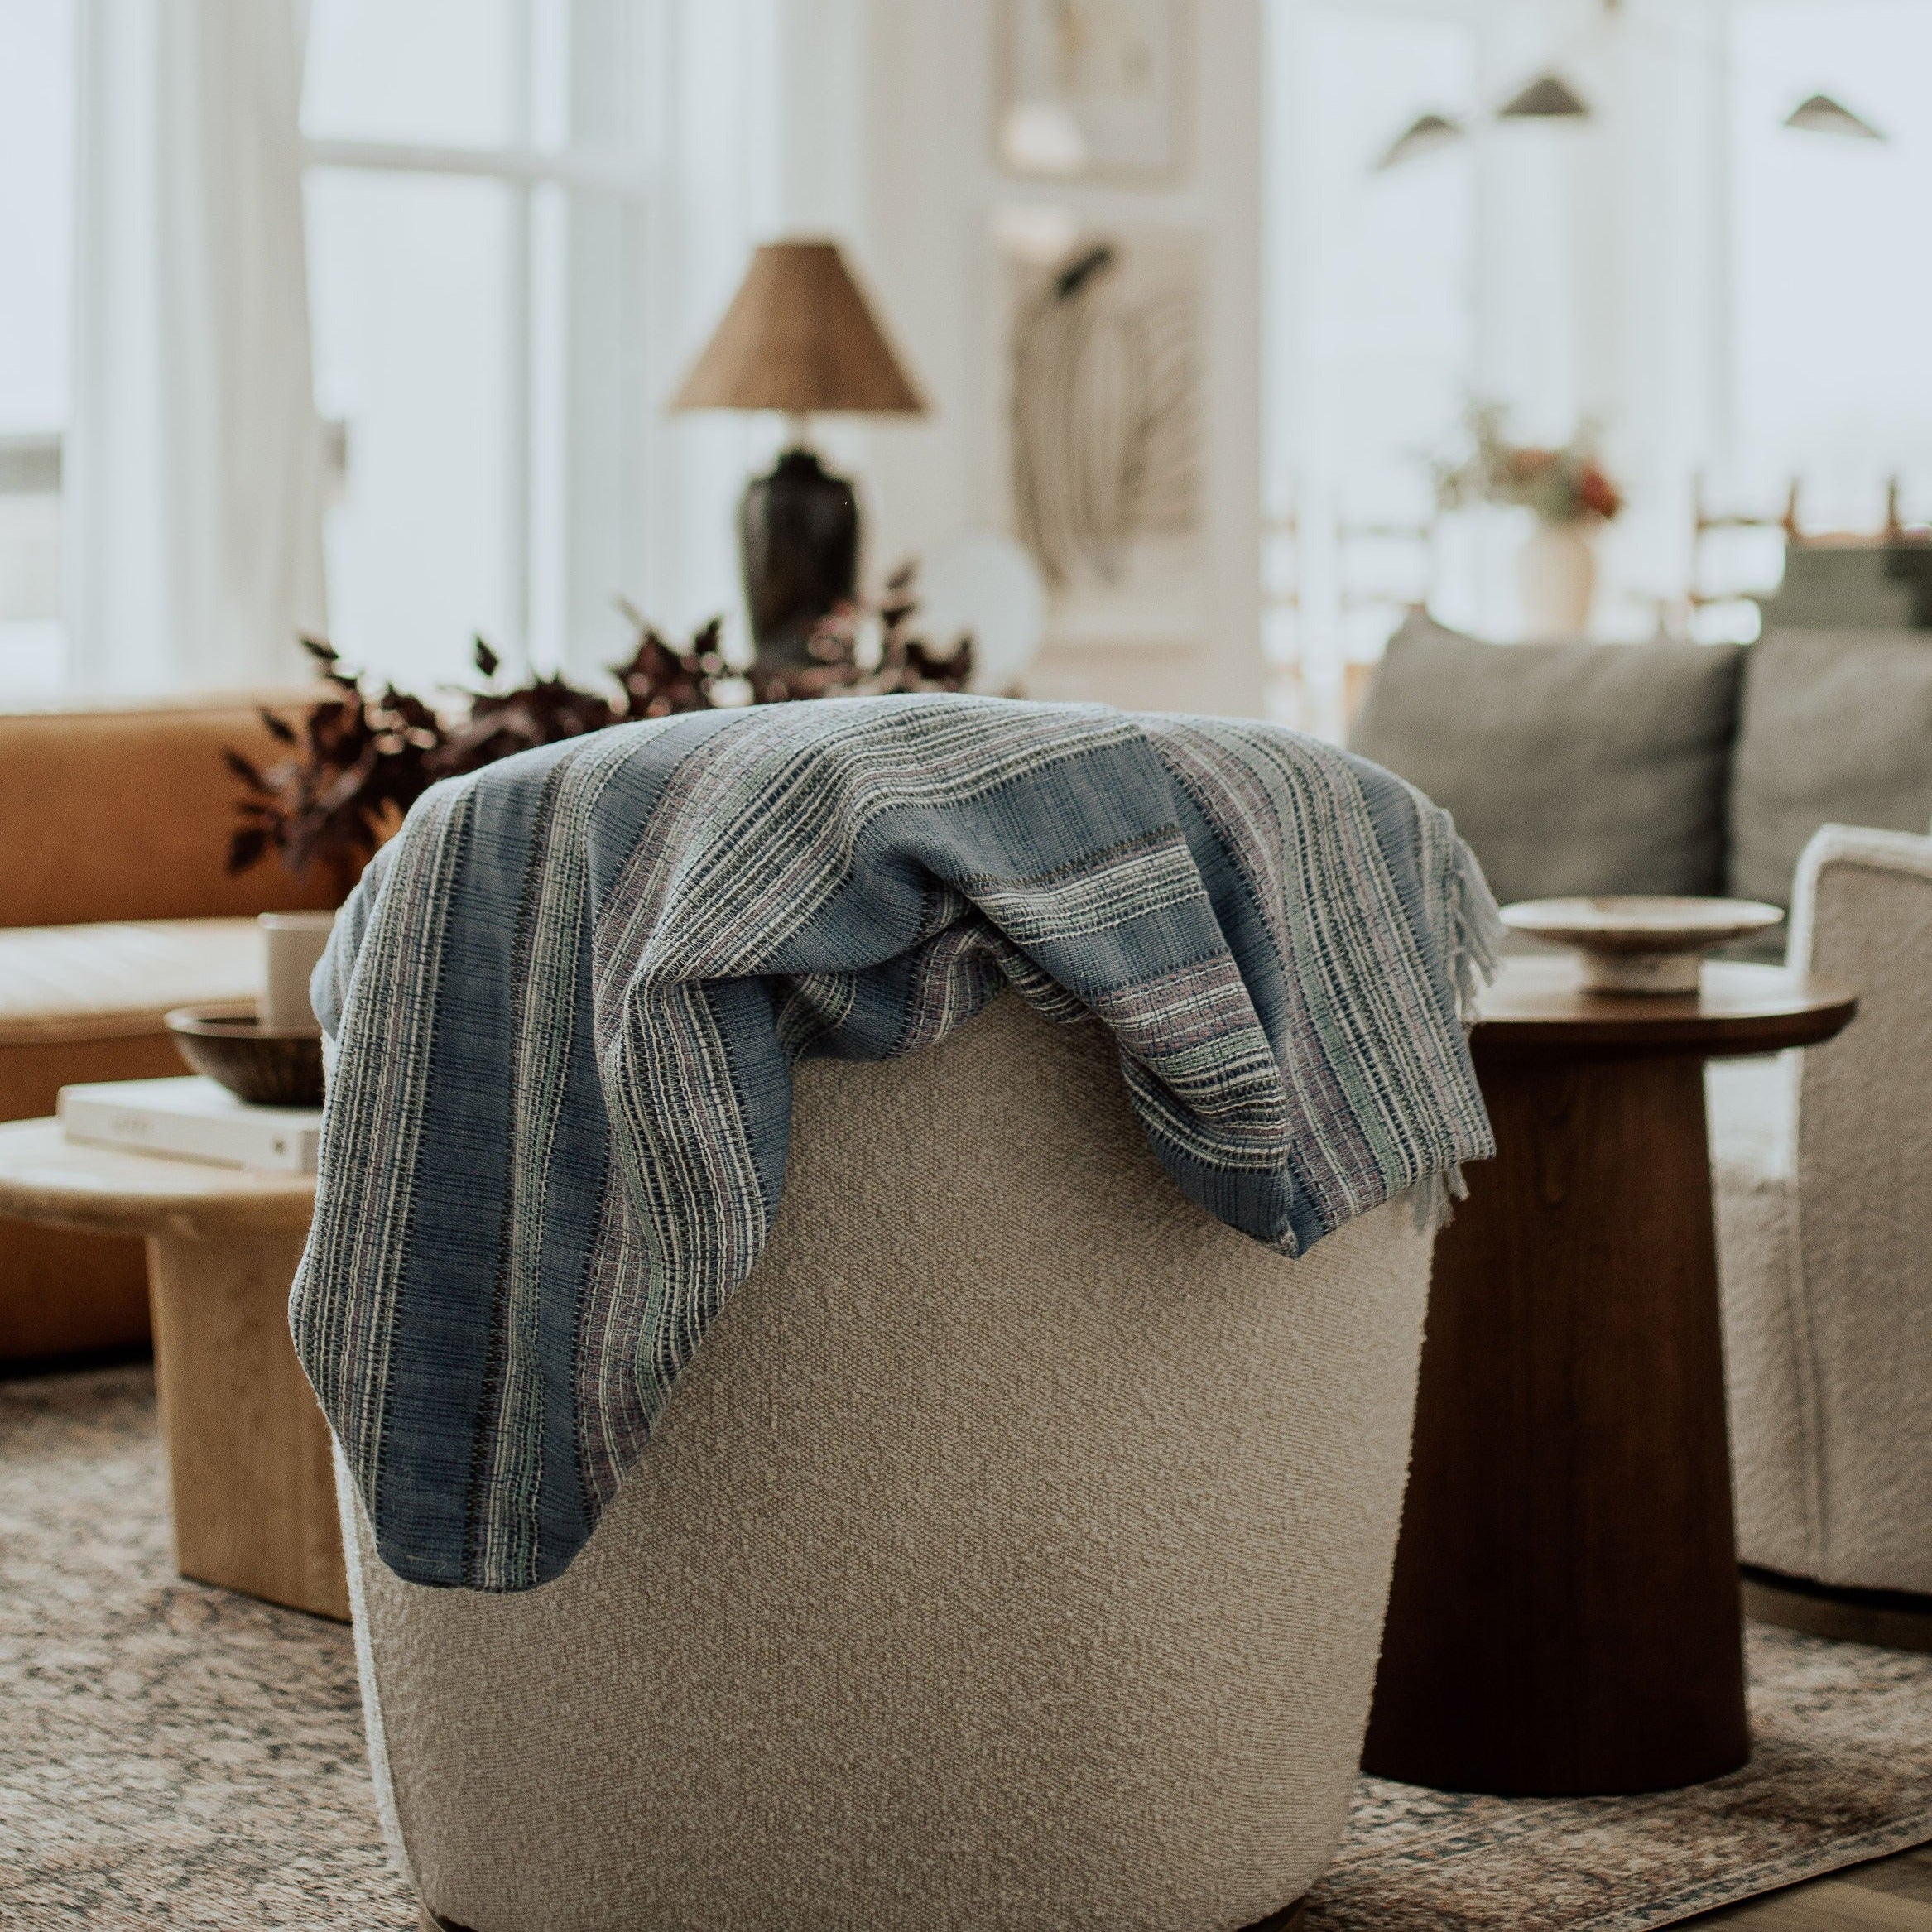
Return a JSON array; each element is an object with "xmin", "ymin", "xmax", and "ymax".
[{"xmin": 1350, "ymin": 613, "xmax": 1932, "ymax": 944}]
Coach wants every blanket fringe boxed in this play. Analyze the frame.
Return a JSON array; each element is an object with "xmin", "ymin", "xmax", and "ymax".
[
  {"xmin": 1449, "ymin": 839, "xmax": 1505, "ymax": 1029},
  {"xmin": 1407, "ymin": 1159, "xmax": 1473, "ymax": 1234}
]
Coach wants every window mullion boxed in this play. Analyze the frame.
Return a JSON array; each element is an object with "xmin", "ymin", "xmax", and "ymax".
[
  {"xmin": 301, "ymin": 136, "xmax": 645, "ymax": 197},
  {"xmin": 506, "ymin": 180, "xmax": 534, "ymax": 677}
]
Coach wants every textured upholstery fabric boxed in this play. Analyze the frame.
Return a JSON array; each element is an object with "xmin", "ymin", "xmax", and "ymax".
[
  {"xmin": 1348, "ymin": 613, "xmax": 1742, "ymax": 906},
  {"xmin": 1713, "ymin": 827, "xmax": 1932, "ymax": 1592},
  {"xmin": 1728, "ymin": 632, "xmax": 1932, "ymax": 910},
  {"xmin": 341, "ymin": 994, "xmax": 1436, "ymax": 1932},
  {"xmin": 1711, "ymin": 1098, "xmax": 1812, "ymax": 1579},
  {"xmin": 1705, "ymin": 1053, "xmax": 1795, "ymax": 1182}
]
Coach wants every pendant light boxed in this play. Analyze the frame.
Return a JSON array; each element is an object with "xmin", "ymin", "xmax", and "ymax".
[
  {"xmin": 1783, "ymin": 93, "xmax": 1886, "ymax": 141},
  {"xmin": 1495, "ymin": 74, "xmax": 1592, "ymax": 121},
  {"xmin": 1375, "ymin": 113, "xmax": 1464, "ymax": 171}
]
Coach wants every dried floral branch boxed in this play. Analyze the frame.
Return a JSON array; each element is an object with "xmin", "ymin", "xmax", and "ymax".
[
  {"xmin": 227, "ymin": 575, "xmax": 974, "ymax": 892},
  {"xmin": 1434, "ymin": 401, "xmax": 1622, "ymax": 526}
]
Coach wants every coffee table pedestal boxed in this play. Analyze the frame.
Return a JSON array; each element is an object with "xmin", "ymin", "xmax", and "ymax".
[
  {"xmin": 1362, "ymin": 959, "xmax": 1855, "ymax": 1797},
  {"xmin": 0, "ymin": 1120, "xmax": 339, "ymax": 1621},
  {"xmin": 147, "ymin": 1222, "xmax": 342, "ymax": 1619}
]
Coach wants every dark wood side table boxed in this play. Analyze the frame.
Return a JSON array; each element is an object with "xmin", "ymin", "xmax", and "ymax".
[
  {"xmin": 1362, "ymin": 957, "xmax": 1855, "ymax": 1797},
  {"xmin": 0, "ymin": 1118, "xmax": 342, "ymax": 1621}
]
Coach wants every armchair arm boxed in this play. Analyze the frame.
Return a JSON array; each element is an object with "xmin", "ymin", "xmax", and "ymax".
[{"xmin": 1785, "ymin": 823, "xmax": 1932, "ymax": 1588}]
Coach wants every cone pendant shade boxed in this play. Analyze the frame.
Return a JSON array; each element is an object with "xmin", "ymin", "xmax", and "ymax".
[
  {"xmin": 1497, "ymin": 74, "xmax": 1591, "ymax": 120},
  {"xmin": 671, "ymin": 240, "xmax": 925, "ymax": 416},
  {"xmin": 1783, "ymin": 93, "xmax": 1886, "ymax": 141},
  {"xmin": 1376, "ymin": 112, "xmax": 1463, "ymax": 171}
]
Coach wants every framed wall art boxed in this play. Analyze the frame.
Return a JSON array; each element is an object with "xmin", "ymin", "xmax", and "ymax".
[
  {"xmin": 1000, "ymin": 220, "xmax": 1206, "ymax": 646},
  {"xmin": 994, "ymin": 0, "xmax": 1190, "ymax": 185}
]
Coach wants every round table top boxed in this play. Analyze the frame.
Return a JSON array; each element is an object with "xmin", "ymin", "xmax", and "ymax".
[
  {"xmin": 1473, "ymin": 956, "xmax": 1857, "ymax": 1058},
  {"xmin": 0, "ymin": 1118, "xmax": 315, "ymax": 1238}
]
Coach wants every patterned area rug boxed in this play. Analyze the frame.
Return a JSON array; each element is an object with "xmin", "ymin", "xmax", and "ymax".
[
  {"xmin": 1309, "ymin": 1635, "xmax": 1932, "ymax": 1930},
  {"xmin": 4, "ymin": 1366, "xmax": 1932, "ymax": 1931},
  {"xmin": 0, "ymin": 1366, "xmax": 414, "ymax": 1930}
]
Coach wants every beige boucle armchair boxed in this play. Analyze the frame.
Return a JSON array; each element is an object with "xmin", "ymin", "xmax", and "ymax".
[
  {"xmin": 1713, "ymin": 824, "xmax": 1932, "ymax": 1595},
  {"xmin": 339, "ymin": 995, "xmax": 1437, "ymax": 1932}
]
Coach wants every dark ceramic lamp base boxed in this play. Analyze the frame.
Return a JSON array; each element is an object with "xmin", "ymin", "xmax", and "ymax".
[{"xmin": 739, "ymin": 447, "xmax": 859, "ymax": 668}]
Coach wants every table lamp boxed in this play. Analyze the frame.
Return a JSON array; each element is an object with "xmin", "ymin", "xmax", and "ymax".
[{"xmin": 670, "ymin": 239, "xmax": 926, "ymax": 667}]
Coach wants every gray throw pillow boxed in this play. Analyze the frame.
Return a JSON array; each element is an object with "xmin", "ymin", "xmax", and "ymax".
[
  {"xmin": 1728, "ymin": 629, "xmax": 1932, "ymax": 909},
  {"xmin": 1348, "ymin": 613, "xmax": 1744, "ymax": 907}
]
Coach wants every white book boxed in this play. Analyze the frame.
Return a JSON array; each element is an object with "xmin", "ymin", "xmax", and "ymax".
[{"xmin": 59, "ymin": 1077, "xmax": 323, "ymax": 1175}]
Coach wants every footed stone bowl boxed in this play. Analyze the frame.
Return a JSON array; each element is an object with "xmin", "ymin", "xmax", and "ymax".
[{"xmin": 1498, "ymin": 896, "xmax": 1784, "ymax": 995}]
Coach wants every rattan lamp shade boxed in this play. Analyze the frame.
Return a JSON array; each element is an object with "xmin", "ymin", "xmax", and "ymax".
[{"xmin": 670, "ymin": 240, "xmax": 925, "ymax": 416}]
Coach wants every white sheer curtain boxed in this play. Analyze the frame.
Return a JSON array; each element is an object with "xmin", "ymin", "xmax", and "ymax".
[
  {"xmin": 65, "ymin": 0, "xmax": 325, "ymax": 694},
  {"xmin": 627, "ymin": 0, "xmax": 787, "ymax": 660}
]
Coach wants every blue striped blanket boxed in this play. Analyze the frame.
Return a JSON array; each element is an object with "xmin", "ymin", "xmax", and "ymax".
[{"xmin": 295, "ymin": 696, "xmax": 1498, "ymax": 1590}]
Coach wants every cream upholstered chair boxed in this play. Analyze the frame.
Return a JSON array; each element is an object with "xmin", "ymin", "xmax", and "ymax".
[
  {"xmin": 1713, "ymin": 824, "xmax": 1932, "ymax": 1595},
  {"xmin": 339, "ymin": 993, "xmax": 1438, "ymax": 1932}
]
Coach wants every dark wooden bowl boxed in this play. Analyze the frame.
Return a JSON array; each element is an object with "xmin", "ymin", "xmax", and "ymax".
[{"xmin": 165, "ymin": 1003, "xmax": 325, "ymax": 1108}]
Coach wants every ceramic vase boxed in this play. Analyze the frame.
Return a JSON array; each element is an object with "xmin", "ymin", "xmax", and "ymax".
[{"xmin": 1516, "ymin": 520, "xmax": 1597, "ymax": 637}]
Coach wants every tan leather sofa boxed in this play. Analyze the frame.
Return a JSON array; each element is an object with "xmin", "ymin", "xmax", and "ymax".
[{"xmin": 0, "ymin": 695, "xmax": 335, "ymax": 1359}]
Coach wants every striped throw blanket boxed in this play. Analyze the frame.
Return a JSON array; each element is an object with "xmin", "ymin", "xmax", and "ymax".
[{"xmin": 296, "ymin": 696, "xmax": 1499, "ymax": 1590}]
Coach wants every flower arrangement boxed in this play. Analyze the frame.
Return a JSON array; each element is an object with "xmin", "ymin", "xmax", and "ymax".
[
  {"xmin": 1434, "ymin": 402, "xmax": 1622, "ymax": 527},
  {"xmin": 225, "ymin": 570, "xmax": 972, "ymax": 894}
]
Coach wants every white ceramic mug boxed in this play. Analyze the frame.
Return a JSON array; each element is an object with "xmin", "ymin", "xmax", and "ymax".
[{"xmin": 259, "ymin": 911, "xmax": 336, "ymax": 1034}]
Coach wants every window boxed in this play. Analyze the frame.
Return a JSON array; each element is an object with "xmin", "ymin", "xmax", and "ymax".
[
  {"xmin": 1728, "ymin": 0, "xmax": 1932, "ymax": 533},
  {"xmin": 1265, "ymin": 0, "xmax": 1932, "ymax": 738},
  {"xmin": 301, "ymin": 0, "xmax": 650, "ymax": 691},
  {"xmin": 301, "ymin": 0, "xmax": 792, "ymax": 694},
  {"xmin": 0, "ymin": 0, "xmax": 794, "ymax": 703},
  {"xmin": 0, "ymin": 0, "xmax": 75, "ymax": 701},
  {"xmin": 1264, "ymin": 2, "xmax": 1478, "ymax": 738}
]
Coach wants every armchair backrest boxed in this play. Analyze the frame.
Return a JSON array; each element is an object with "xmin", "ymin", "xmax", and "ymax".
[{"xmin": 339, "ymin": 994, "xmax": 1436, "ymax": 1932}]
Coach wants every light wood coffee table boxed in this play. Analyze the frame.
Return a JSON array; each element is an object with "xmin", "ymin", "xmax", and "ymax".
[
  {"xmin": 1362, "ymin": 957, "xmax": 1856, "ymax": 1798},
  {"xmin": 0, "ymin": 1118, "xmax": 342, "ymax": 1620}
]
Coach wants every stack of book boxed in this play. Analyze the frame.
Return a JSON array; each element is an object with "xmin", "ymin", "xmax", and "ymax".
[{"xmin": 59, "ymin": 1077, "xmax": 322, "ymax": 1175}]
